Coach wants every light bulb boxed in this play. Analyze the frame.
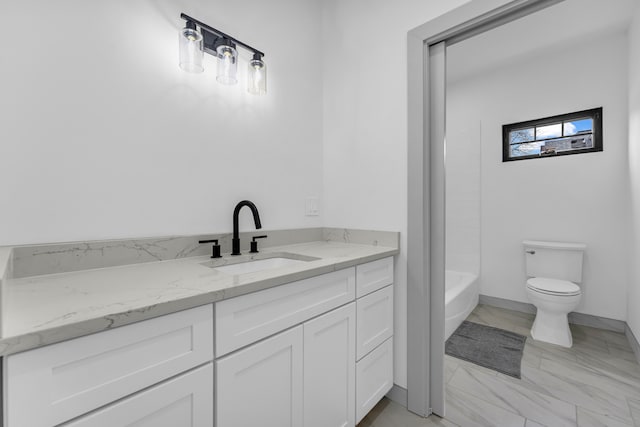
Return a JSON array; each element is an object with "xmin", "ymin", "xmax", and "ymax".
[
  {"xmin": 247, "ymin": 56, "xmax": 267, "ymax": 95},
  {"xmin": 178, "ymin": 27, "xmax": 203, "ymax": 73},
  {"xmin": 216, "ymin": 44, "xmax": 238, "ymax": 85}
]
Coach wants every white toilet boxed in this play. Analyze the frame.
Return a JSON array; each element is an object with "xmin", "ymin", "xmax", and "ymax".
[{"xmin": 523, "ymin": 240, "xmax": 586, "ymax": 348}]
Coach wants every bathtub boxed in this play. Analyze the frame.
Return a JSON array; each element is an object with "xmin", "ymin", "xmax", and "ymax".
[{"xmin": 445, "ymin": 270, "xmax": 479, "ymax": 341}]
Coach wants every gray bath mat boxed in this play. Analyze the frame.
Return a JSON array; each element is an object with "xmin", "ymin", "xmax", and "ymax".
[{"xmin": 445, "ymin": 321, "xmax": 527, "ymax": 379}]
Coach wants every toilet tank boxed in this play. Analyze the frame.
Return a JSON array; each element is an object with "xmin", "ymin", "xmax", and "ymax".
[{"xmin": 523, "ymin": 240, "xmax": 586, "ymax": 283}]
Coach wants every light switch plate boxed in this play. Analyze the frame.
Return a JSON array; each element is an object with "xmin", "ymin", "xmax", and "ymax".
[{"xmin": 305, "ymin": 197, "xmax": 319, "ymax": 216}]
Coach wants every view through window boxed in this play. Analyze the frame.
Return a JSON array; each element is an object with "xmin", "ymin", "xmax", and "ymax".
[{"xmin": 503, "ymin": 107, "xmax": 602, "ymax": 161}]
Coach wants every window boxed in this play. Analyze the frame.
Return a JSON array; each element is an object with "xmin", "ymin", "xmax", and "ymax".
[{"xmin": 502, "ymin": 107, "xmax": 602, "ymax": 162}]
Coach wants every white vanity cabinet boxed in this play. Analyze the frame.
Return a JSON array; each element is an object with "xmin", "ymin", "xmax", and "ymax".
[
  {"xmin": 216, "ymin": 326, "xmax": 304, "ymax": 427},
  {"xmin": 355, "ymin": 285, "xmax": 394, "ymax": 423},
  {"xmin": 304, "ymin": 303, "xmax": 356, "ymax": 427},
  {"xmin": 356, "ymin": 336, "xmax": 394, "ymax": 423},
  {"xmin": 4, "ymin": 304, "xmax": 214, "ymax": 427},
  {"xmin": 214, "ymin": 267, "xmax": 357, "ymax": 427},
  {"xmin": 356, "ymin": 284, "xmax": 394, "ymax": 360},
  {"xmin": 3, "ymin": 255, "xmax": 395, "ymax": 427},
  {"xmin": 214, "ymin": 267, "xmax": 356, "ymax": 357},
  {"xmin": 215, "ymin": 303, "xmax": 357, "ymax": 427},
  {"xmin": 354, "ymin": 257, "xmax": 394, "ymax": 424},
  {"xmin": 60, "ymin": 362, "xmax": 214, "ymax": 427},
  {"xmin": 215, "ymin": 256, "xmax": 394, "ymax": 427},
  {"xmin": 355, "ymin": 256, "xmax": 394, "ymax": 298}
]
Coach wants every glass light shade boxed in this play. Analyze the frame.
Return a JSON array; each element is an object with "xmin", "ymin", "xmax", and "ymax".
[
  {"xmin": 178, "ymin": 28, "xmax": 203, "ymax": 73},
  {"xmin": 247, "ymin": 58, "xmax": 267, "ymax": 95},
  {"xmin": 216, "ymin": 45, "xmax": 238, "ymax": 85}
]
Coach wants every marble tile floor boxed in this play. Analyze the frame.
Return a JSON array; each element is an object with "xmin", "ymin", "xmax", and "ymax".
[
  {"xmin": 360, "ymin": 304, "xmax": 640, "ymax": 427},
  {"xmin": 358, "ymin": 397, "xmax": 457, "ymax": 426}
]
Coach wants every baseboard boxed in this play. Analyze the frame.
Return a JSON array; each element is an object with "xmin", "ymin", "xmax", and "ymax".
[
  {"xmin": 568, "ymin": 312, "xmax": 626, "ymax": 334},
  {"xmin": 479, "ymin": 294, "xmax": 626, "ymax": 333},
  {"xmin": 385, "ymin": 384, "xmax": 407, "ymax": 407},
  {"xmin": 479, "ymin": 294, "xmax": 536, "ymax": 314},
  {"xmin": 626, "ymin": 325, "xmax": 640, "ymax": 364}
]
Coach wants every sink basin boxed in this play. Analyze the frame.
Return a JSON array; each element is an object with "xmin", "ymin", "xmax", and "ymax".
[{"xmin": 212, "ymin": 256, "xmax": 313, "ymax": 275}]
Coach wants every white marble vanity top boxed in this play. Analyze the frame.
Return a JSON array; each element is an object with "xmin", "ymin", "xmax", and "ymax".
[{"xmin": 0, "ymin": 238, "xmax": 398, "ymax": 356}]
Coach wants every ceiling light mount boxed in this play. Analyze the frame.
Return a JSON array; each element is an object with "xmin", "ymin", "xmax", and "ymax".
[{"xmin": 179, "ymin": 13, "xmax": 267, "ymax": 95}]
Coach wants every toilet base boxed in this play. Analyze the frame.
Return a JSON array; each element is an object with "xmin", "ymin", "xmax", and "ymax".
[{"xmin": 530, "ymin": 310, "xmax": 573, "ymax": 348}]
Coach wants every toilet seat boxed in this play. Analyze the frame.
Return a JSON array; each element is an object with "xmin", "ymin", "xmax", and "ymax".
[{"xmin": 526, "ymin": 277, "xmax": 581, "ymax": 296}]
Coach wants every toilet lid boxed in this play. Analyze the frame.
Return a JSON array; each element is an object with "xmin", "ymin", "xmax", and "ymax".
[{"xmin": 527, "ymin": 277, "xmax": 581, "ymax": 296}]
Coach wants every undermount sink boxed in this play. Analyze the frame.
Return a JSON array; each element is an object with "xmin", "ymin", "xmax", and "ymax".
[{"xmin": 207, "ymin": 253, "xmax": 319, "ymax": 275}]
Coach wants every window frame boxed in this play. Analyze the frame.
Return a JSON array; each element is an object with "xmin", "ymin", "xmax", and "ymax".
[{"xmin": 502, "ymin": 107, "xmax": 603, "ymax": 162}]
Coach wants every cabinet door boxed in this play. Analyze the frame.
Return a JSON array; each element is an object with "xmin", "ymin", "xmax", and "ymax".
[
  {"xmin": 304, "ymin": 303, "xmax": 356, "ymax": 427},
  {"xmin": 356, "ymin": 337, "xmax": 393, "ymax": 424},
  {"xmin": 6, "ymin": 304, "xmax": 213, "ymax": 427},
  {"xmin": 216, "ymin": 267, "xmax": 355, "ymax": 357},
  {"xmin": 356, "ymin": 285, "xmax": 393, "ymax": 360},
  {"xmin": 216, "ymin": 326, "xmax": 303, "ymax": 427},
  {"xmin": 61, "ymin": 363, "xmax": 213, "ymax": 427},
  {"xmin": 356, "ymin": 257, "xmax": 393, "ymax": 298}
]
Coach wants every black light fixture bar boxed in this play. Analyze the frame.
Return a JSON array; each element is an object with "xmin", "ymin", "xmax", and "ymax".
[{"xmin": 180, "ymin": 13, "xmax": 265, "ymax": 58}]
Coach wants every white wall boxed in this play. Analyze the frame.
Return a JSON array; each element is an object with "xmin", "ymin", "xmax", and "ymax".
[
  {"xmin": 0, "ymin": 0, "xmax": 485, "ymax": 392},
  {"xmin": 627, "ymin": 5, "xmax": 640, "ymax": 338},
  {"xmin": 445, "ymin": 118, "xmax": 481, "ymax": 275},
  {"xmin": 448, "ymin": 31, "xmax": 630, "ymax": 320},
  {"xmin": 321, "ymin": 0, "xmax": 470, "ymax": 389},
  {"xmin": 0, "ymin": 0, "xmax": 323, "ymax": 245},
  {"xmin": 0, "ymin": 0, "xmax": 477, "ymax": 391}
]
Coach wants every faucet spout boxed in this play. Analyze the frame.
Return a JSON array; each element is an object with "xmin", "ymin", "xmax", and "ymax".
[{"xmin": 232, "ymin": 200, "xmax": 262, "ymax": 255}]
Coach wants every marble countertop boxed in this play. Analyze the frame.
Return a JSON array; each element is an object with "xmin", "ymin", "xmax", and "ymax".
[{"xmin": 0, "ymin": 239, "xmax": 398, "ymax": 356}]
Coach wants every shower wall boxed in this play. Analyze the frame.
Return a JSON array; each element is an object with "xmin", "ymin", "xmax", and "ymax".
[
  {"xmin": 628, "ymin": 4, "xmax": 640, "ymax": 340},
  {"xmin": 445, "ymin": 116, "xmax": 481, "ymax": 275}
]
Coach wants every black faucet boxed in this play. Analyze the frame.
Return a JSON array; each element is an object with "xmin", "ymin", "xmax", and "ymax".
[{"xmin": 231, "ymin": 200, "xmax": 262, "ymax": 255}]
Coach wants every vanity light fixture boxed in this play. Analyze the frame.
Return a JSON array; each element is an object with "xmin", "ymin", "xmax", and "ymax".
[
  {"xmin": 216, "ymin": 42, "xmax": 238, "ymax": 85},
  {"xmin": 178, "ymin": 13, "xmax": 267, "ymax": 95},
  {"xmin": 178, "ymin": 21, "xmax": 203, "ymax": 73},
  {"xmin": 247, "ymin": 53, "xmax": 267, "ymax": 95}
]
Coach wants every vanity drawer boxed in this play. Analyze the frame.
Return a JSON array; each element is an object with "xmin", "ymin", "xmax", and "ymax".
[
  {"xmin": 356, "ymin": 337, "xmax": 393, "ymax": 424},
  {"xmin": 216, "ymin": 267, "xmax": 355, "ymax": 356},
  {"xmin": 61, "ymin": 363, "xmax": 214, "ymax": 427},
  {"xmin": 6, "ymin": 304, "xmax": 213, "ymax": 427},
  {"xmin": 356, "ymin": 285, "xmax": 394, "ymax": 360},
  {"xmin": 356, "ymin": 257, "xmax": 393, "ymax": 298}
]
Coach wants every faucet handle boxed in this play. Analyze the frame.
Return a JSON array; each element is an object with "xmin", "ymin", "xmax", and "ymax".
[
  {"xmin": 199, "ymin": 239, "xmax": 222, "ymax": 258},
  {"xmin": 250, "ymin": 235, "xmax": 268, "ymax": 253}
]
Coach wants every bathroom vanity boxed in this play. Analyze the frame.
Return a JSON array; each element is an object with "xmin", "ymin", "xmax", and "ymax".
[{"xmin": 0, "ymin": 231, "xmax": 398, "ymax": 427}]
